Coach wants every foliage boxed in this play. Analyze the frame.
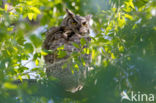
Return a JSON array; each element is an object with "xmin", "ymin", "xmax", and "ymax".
[{"xmin": 0, "ymin": 0, "xmax": 156, "ymax": 103}]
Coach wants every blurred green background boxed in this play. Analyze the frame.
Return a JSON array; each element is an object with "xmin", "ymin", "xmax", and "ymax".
[{"xmin": 0, "ymin": 0, "xmax": 156, "ymax": 103}]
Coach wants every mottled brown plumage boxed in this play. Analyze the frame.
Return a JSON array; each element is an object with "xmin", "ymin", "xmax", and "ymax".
[{"xmin": 42, "ymin": 9, "xmax": 92, "ymax": 92}]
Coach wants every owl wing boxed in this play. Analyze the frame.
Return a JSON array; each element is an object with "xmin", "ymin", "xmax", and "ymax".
[
  {"xmin": 42, "ymin": 27, "xmax": 62, "ymax": 50},
  {"xmin": 43, "ymin": 26, "xmax": 68, "ymax": 64}
]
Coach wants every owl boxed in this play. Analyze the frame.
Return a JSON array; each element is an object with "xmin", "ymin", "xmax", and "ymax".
[{"xmin": 42, "ymin": 9, "xmax": 92, "ymax": 92}]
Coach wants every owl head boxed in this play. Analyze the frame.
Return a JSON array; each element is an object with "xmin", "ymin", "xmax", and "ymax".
[{"xmin": 61, "ymin": 9, "xmax": 92, "ymax": 35}]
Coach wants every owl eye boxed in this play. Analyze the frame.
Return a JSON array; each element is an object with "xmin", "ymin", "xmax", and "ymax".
[
  {"xmin": 72, "ymin": 21, "xmax": 77, "ymax": 25},
  {"xmin": 82, "ymin": 22, "xmax": 87, "ymax": 26}
]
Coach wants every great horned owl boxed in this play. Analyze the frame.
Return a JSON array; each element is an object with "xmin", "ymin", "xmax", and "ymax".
[{"xmin": 42, "ymin": 9, "xmax": 92, "ymax": 92}]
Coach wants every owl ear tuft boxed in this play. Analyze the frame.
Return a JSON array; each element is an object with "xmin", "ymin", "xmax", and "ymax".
[
  {"xmin": 85, "ymin": 15, "xmax": 92, "ymax": 21},
  {"xmin": 66, "ymin": 8, "xmax": 75, "ymax": 18}
]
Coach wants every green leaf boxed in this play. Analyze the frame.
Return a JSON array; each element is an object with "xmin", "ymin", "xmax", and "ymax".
[
  {"xmin": 28, "ymin": 13, "xmax": 34, "ymax": 20},
  {"xmin": 129, "ymin": 0, "xmax": 135, "ymax": 9},
  {"xmin": 74, "ymin": 64, "xmax": 79, "ymax": 69},
  {"xmin": 118, "ymin": 16, "xmax": 126, "ymax": 28},
  {"xmin": 24, "ymin": 43, "xmax": 34, "ymax": 53},
  {"xmin": 41, "ymin": 49, "xmax": 53, "ymax": 55},
  {"xmin": 72, "ymin": 42, "xmax": 80, "ymax": 48},
  {"xmin": 30, "ymin": 7, "xmax": 40, "ymax": 14},
  {"xmin": 31, "ymin": 68, "xmax": 39, "ymax": 72},
  {"xmin": 18, "ymin": 75, "xmax": 23, "ymax": 82},
  {"xmin": 3, "ymin": 82, "xmax": 17, "ymax": 89},
  {"xmin": 27, "ymin": 74, "xmax": 30, "ymax": 79},
  {"xmin": 16, "ymin": 35, "xmax": 25, "ymax": 45},
  {"xmin": 33, "ymin": 52, "xmax": 41, "ymax": 60},
  {"xmin": 18, "ymin": 66, "xmax": 29, "ymax": 73},
  {"xmin": 4, "ymin": 4, "xmax": 8, "ymax": 11},
  {"xmin": 81, "ymin": 58, "xmax": 86, "ymax": 66},
  {"xmin": 125, "ymin": 14, "xmax": 133, "ymax": 20},
  {"xmin": 118, "ymin": 45, "xmax": 124, "ymax": 52},
  {"xmin": 29, "ymin": 35, "xmax": 42, "ymax": 48},
  {"xmin": 57, "ymin": 50, "xmax": 67, "ymax": 58},
  {"xmin": 55, "ymin": 0, "xmax": 62, "ymax": 4},
  {"xmin": 80, "ymin": 38, "xmax": 86, "ymax": 47},
  {"xmin": 92, "ymin": 49, "xmax": 95, "ymax": 60},
  {"xmin": 111, "ymin": 53, "xmax": 116, "ymax": 59},
  {"xmin": 83, "ymin": 48, "xmax": 90, "ymax": 54},
  {"xmin": 35, "ymin": 59, "xmax": 39, "ymax": 66},
  {"xmin": 57, "ymin": 45, "xmax": 64, "ymax": 50},
  {"xmin": 41, "ymin": 50, "xmax": 48, "ymax": 56}
]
